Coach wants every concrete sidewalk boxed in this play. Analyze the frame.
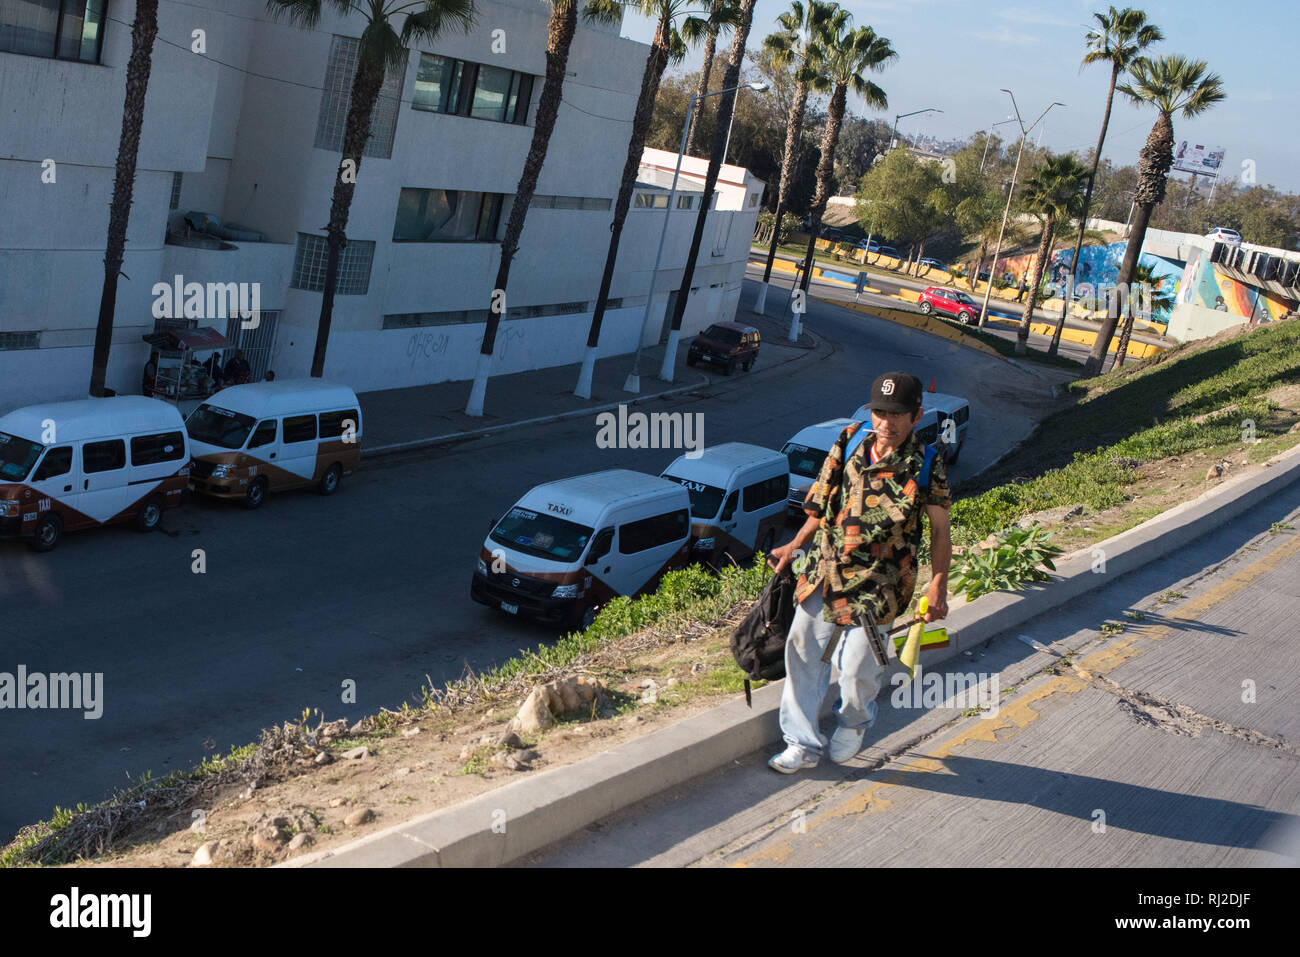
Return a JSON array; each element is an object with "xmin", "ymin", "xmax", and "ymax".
[{"xmin": 356, "ymin": 322, "xmax": 818, "ymax": 455}]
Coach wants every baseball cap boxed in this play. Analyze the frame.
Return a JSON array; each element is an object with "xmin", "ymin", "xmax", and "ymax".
[{"xmin": 868, "ymin": 372, "xmax": 923, "ymax": 414}]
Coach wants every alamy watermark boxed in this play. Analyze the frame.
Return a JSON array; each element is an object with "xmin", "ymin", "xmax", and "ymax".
[
  {"xmin": 595, "ymin": 404, "xmax": 704, "ymax": 459},
  {"xmin": 0, "ymin": 665, "xmax": 103, "ymax": 719},
  {"xmin": 152, "ymin": 274, "xmax": 261, "ymax": 330},
  {"xmin": 890, "ymin": 664, "xmax": 1000, "ymax": 717}
]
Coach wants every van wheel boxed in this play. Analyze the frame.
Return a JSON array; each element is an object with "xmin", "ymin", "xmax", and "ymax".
[
  {"xmin": 136, "ymin": 494, "xmax": 164, "ymax": 532},
  {"xmin": 31, "ymin": 514, "xmax": 62, "ymax": 552},
  {"xmin": 723, "ymin": 359, "xmax": 735, "ymax": 376},
  {"xmin": 243, "ymin": 476, "xmax": 268, "ymax": 510},
  {"xmin": 743, "ymin": 357, "xmax": 754, "ymax": 372},
  {"xmin": 318, "ymin": 463, "xmax": 342, "ymax": 496},
  {"xmin": 686, "ymin": 354, "xmax": 697, "ymax": 367}
]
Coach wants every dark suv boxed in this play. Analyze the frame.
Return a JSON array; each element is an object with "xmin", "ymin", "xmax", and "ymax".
[{"xmin": 687, "ymin": 322, "xmax": 760, "ymax": 375}]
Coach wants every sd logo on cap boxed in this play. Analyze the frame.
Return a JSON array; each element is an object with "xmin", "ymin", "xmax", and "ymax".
[{"xmin": 868, "ymin": 372, "xmax": 922, "ymax": 414}]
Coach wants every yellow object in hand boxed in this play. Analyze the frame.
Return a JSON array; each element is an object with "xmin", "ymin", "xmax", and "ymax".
[{"xmin": 898, "ymin": 596, "xmax": 927, "ymax": 682}]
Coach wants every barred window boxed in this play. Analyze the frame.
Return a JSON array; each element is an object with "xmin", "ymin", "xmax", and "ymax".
[
  {"xmin": 315, "ymin": 35, "xmax": 407, "ymax": 159},
  {"xmin": 0, "ymin": 331, "xmax": 40, "ymax": 351},
  {"xmin": 291, "ymin": 234, "xmax": 375, "ymax": 295}
]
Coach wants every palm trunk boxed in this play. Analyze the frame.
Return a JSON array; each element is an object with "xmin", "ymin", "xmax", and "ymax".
[
  {"xmin": 1016, "ymin": 216, "xmax": 1055, "ymax": 354},
  {"xmin": 756, "ymin": 80, "xmax": 808, "ymax": 313},
  {"xmin": 1113, "ymin": 309, "xmax": 1136, "ymax": 368},
  {"xmin": 90, "ymin": 0, "xmax": 158, "ymax": 397},
  {"xmin": 577, "ymin": 19, "xmax": 672, "ymax": 394},
  {"xmin": 1050, "ymin": 62, "xmax": 1118, "ymax": 357},
  {"xmin": 468, "ymin": 1, "xmax": 578, "ymax": 414},
  {"xmin": 797, "ymin": 83, "xmax": 847, "ymax": 297},
  {"xmin": 662, "ymin": 0, "xmax": 758, "ymax": 376},
  {"xmin": 1084, "ymin": 113, "xmax": 1172, "ymax": 376},
  {"xmin": 969, "ymin": 242, "xmax": 986, "ymax": 292},
  {"xmin": 911, "ymin": 237, "xmax": 927, "ymax": 277},
  {"xmin": 311, "ymin": 49, "xmax": 385, "ymax": 378},
  {"xmin": 684, "ymin": 24, "xmax": 717, "ymax": 157}
]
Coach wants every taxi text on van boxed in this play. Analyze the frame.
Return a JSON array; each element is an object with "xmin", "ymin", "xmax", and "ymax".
[
  {"xmin": 660, "ymin": 442, "xmax": 788, "ymax": 567},
  {"xmin": 0, "ymin": 397, "xmax": 190, "ymax": 552},
  {"xmin": 471, "ymin": 469, "xmax": 693, "ymax": 632},
  {"xmin": 185, "ymin": 380, "xmax": 361, "ymax": 509}
]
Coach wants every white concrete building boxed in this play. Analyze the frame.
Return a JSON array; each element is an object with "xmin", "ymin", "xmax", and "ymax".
[{"xmin": 0, "ymin": 0, "xmax": 763, "ymax": 410}]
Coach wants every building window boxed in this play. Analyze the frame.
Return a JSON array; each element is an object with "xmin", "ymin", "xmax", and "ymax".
[
  {"xmin": 634, "ymin": 192, "xmax": 669, "ymax": 209},
  {"xmin": 169, "ymin": 172, "xmax": 183, "ymax": 211},
  {"xmin": 0, "ymin": 0, "xmax": 105, "ymax": 63},
  {"xmin": 393, "ymin": 187, "xmax": 506, "ymax": 242},
  {"xmin": 315, "ymin": 35, "xmax": 407, "ymax": 159},
  {"xmin": 749, "ymin": 192, "xmax": 760, "ymax": 207},
  {"xmin": 412, "ymin": 52, "xmax": 533, "ymax": 124},
  {"xmin": 291, "ymin": 234, "xmax": 375, "ymax": 295},
  {"xmin": 0, "ymin": 331, "xmax": 40, "ymax": 350},
  {"xmin": 530, "ymin": 195, "xmax": 611, "ymax": 211},
  {"xmin": 383, "ymin": 300, "xmax": 594, "ymax": 328}
]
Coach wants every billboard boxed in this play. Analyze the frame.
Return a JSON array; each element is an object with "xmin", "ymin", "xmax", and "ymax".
[{"xmin": 1172, "ymin": 140, "xmax": 1225, "ymax": 177}]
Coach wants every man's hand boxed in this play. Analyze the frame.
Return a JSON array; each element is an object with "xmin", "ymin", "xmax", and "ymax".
[
  {"xmin": 768, "ymin": 542, "xmax": 797, "ymax": 575},
  {"xmin": 924, "ymin": 577, "xmax": 948, "ymax": 621}
]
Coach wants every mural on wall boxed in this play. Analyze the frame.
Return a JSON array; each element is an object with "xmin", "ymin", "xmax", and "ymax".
[
  {"xmin": 1190, "ymin": 259, "xmax": 1294, "ymax": 320},
  {"xmin": 993, "ymin": 241, "xmax": 1182, "ymax": 322}
]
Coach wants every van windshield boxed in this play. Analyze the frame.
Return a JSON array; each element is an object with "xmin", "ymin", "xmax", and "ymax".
[
  {"xmin": 782, "ymin": 442, "xmax": 827, "ymax": 480},
  {"xmin": 0, "ymin": 432, "xmax": 43, "ymax": 482},
  {"xmin": 490, "ymin": 506, "xmax": 594, "ymax": 562},
  {"xmin": 186, "ymin": 405, "xmax": 257, "ymax": 449},
  {"xmin": 662, "ymin": 474, "xmax": 726, "ymax": 518}
]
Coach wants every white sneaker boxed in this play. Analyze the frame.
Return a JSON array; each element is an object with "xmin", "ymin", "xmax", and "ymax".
[
  {"xmin": 828, "ymin": 701, "xmax": 877, "ymax": 764},
  {"xmin": 768, "ymin": 745, "xmax": 819, "ymax": 774}
]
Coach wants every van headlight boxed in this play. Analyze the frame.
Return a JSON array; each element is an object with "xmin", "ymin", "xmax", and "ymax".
[
  {"xmin": 0, "ymin": 500, "xmax": 17, "ymax": 517},
  {"xmin": 211, "ymin": 464, "xmax": 233, "ymax": 478},
  {"xmin": 552, "ymin": 583, "xmax": 581, "ymax": 598},
  {"xmin": 477, "ymin": 557, "xmax": 488, "ymax": 575},
  {"xmin": 694, "ymin": 537, "xmax": 715, "ymax": 551}
]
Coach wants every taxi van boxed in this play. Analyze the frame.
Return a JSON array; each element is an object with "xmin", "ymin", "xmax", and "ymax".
[
  {"xmin": 780, "ymin": 417, "xmax": 855, "ymax": 518},
  {"xmin": 471, "ymin": 469, "xmax": 693, "ymax": 632},
  {"xmin": 185, "ymin": 380, "xmax": 361, "ymax": 508},
  {"xmin": 660, "ymin": 442, "xmax": 788, "ymax": 567},
  {"xmin": 0, "ymin": 396, "xmax": 189, "ymax": 551},
  {"xmin": 852, "ymin": 390, "xmax": 970, "ymax": 465}
]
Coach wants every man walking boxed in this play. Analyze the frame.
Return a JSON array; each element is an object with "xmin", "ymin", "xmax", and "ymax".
[{"xmin": 766, "ymin": 372, "xmax": 952, "ymax": 772}]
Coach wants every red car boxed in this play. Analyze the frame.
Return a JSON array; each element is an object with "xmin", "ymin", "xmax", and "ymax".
[{"xmin": 917, "ymin": 287, "xmax": 979, "ymax": 324}]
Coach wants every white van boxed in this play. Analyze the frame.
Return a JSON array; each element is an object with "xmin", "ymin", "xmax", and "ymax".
[
  {"xmin": 780, "ymin": 417, "xmax": 855, "ymax": 518},
  {"xmin": 185, "ymin": 379, "xmax": 361, "ymax": 508},
  {"xmin": 852, "ymin": 390, "xmax": 970, "ymax": 465},
  {"xmin": 471, "ymin": 469, "xmax": 693, "ymax": 631},
  {"xmin": 660, "ymin": 442, "xmax": 788, "ymax": 567},
  {"xmin": 0, "ymin": 396, "xmax": 190, "ymax": 552}
]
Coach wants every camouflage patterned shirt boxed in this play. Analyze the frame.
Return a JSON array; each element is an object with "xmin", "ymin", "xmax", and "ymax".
[{"xmin": 796, "ymin": 424, "xmax": 951, "ymax": 626}]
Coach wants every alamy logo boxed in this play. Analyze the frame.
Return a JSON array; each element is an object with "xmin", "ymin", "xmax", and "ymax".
[
  {"xmin": 890, "ymin": 665, "xmax": 999, "ymax": 716},
  {"xmin": 49, "ymin": 887, "xmax": 150, "ymax": 937},
  {"xmin": 595, "ymin": 405, "xmax": 704, "ymax": 459},
  {"xmin": 152, "ymin": 274, "xmax": 261, "ymax": 329},
  {"xmin": 0, "ymin": 665, "xmax": 103, "ymax": 719}
]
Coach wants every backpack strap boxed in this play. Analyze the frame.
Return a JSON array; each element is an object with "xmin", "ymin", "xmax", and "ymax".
[
  {"xmin": 919, "ymin": 443, "xmax": 938, "ymax": 491},
  {"xmin": 844, "ymin": 422, "xmax": 871, "ymax": 462}
]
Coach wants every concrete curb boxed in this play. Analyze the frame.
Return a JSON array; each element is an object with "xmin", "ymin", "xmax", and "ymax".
[{"xmin": 290, "ymin": 437, "xmax": 1300, "ymax": 868}]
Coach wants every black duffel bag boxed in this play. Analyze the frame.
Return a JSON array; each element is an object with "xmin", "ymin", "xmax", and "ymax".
[{"xmin": 730, "ymin": 568, "xmax": 796, "ymax": 706}]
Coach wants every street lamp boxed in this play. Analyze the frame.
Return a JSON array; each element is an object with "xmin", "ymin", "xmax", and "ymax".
[
  {"xmin": 620, "ymin": 80, "xmax": 769, "ymax": 394},
  {"xmin": 890, "ymin": 107, "xmax": 942, "ymax": 150},
  {"xmin": 976, "ymin": 90, "xmax": 1063, "ymax": 328},
  {"xmin": 979, "ymin": 116, "xmax": 1016, "ymax": 174}
]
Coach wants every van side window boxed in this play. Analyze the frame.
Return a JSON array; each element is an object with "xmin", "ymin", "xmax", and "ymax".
[
  {"xmin": 743, "ymin": 475, "xmax": 789, "ymax": 511},
  {"xmin": 319, "ymin": 409, "xmax": 360, "ymax": 440},
  {"xmin": 83, "ymin": 439, "xmax": 125, "ymax": 474},
  {"xmin": 619, "ymin": 509, "xmax": 688, "ymax": 554},
  {"xmin": 130, "ymin": 431, "xmax": 185, "ymax": 466},
  {"xmin": 917, "ymin": 424, "xmax": 939, "ymax": 445},
  {"xmin": 34, "ymin": 446, "xmax": 72, "ymax": 481},
  {"xmin": 720, "ymin": 490, "xmax": 739, "ymax": 521},
  {"xmin": 957, "ymin": 406, "xmax": 969, "ymax": 425},
  {"xmin": 283, "ymin": 415, "xmax": 317, "ymax": 443},
  {"xmin": 249, "ymin": 420, "xmax": 277, "ymax": 448},
  {"xmin": 585, "ymin": 527, "xmax": 614, "ymax": 565}
]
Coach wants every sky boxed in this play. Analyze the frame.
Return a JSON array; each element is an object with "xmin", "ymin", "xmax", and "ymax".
[{"xmin": 619, "ymin": 0, "xmax": 1298, "ymax": 194}]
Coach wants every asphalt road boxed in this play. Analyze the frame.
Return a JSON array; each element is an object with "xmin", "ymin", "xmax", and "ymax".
[
  {"xmin": 518, "ymin": 482, "xmax": 1300, "ymax": 867},
  {"xmin": 0, "ymin": 279, "xmax": 1065, "ymax": 842}
]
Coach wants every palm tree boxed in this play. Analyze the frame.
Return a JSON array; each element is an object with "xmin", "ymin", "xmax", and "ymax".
[
  {"xmin": 1049, "ymin": 5, "xmax": 1162, "ymax": 357},
  {"xmin": 1084, "ymin": 54, "xmax": 1224, "ymax": 375},
  {"xmin": 574, "ymin": 0, "xmax": 736, "ymax": 398},
  {"xmin": 268, "ymin": 0, "xmax": 475, "ymax": 379},
  {"xmin": 752, "ymin": 0, "xmax": 839, "ymax": 314},
  {"xmin": 1015, "ymin": 153, "xmax": 1089, "ymax": 355},
  {"xmin": 90, "ymin": 0, "xmax": 159, "ymax": 397},
  {"xmin": 956, "ymin": 187, "xmax": 1030, "ymax": 294},
  {"xmin": 465, "ymin": 0, "xmax": 619, "ymax": 416},
  {"xmin": 794, "ymin": 22, "xmax": 895, "ymax": 326},
  {"xmin": 684, "ymin": 1, "xmax": 735, "ymax": 156},
  {"xmin": 1112, "ymin": 260, "xmax": 1174, "ymax": 368}
]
